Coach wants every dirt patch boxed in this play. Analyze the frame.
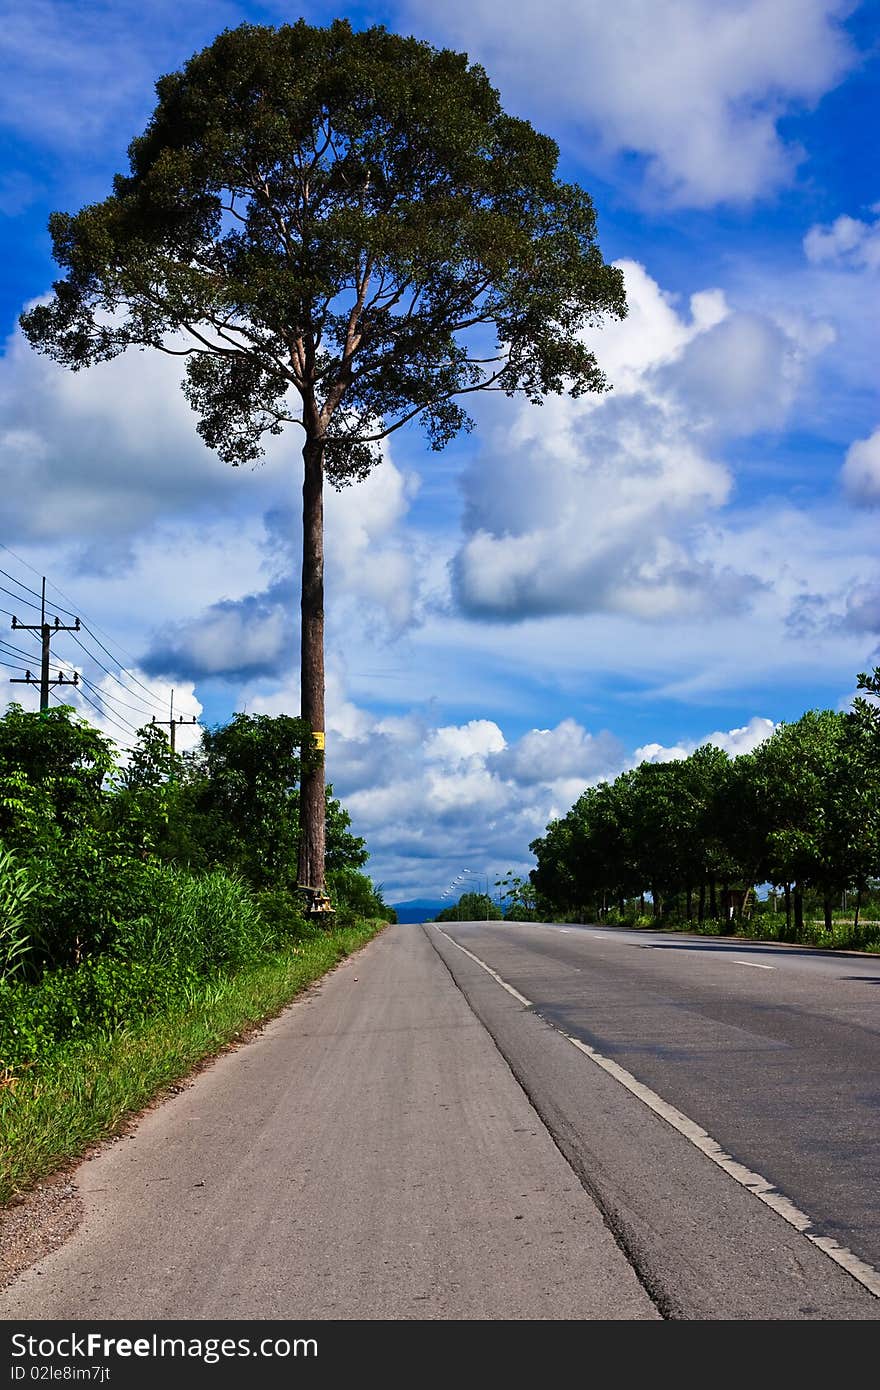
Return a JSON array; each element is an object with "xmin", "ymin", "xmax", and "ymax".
[{"xmin": 0, "ymin": 1173, "xmax": 83, "ymax": 1292}]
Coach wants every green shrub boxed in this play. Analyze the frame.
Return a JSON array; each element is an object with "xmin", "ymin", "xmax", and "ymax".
[
  {"xmin": 0, "ymin": 864, "xmax": 280, "ymax": 1071},
  {"xmin": 0, "ymin": 846, "xmax": 36, "ymax": 980},
  {"xmin": 253, "ymin": 886, "xmax": 314, "ymax": 946}
]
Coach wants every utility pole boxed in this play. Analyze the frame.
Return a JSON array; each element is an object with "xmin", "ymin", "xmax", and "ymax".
[
  {"xmin": 150, "ymin": 688, "xmax": 198, "ymax": 753},
  {"xmin": 9, "ymin": 577, "xmax": 80, "ymax": 710}
]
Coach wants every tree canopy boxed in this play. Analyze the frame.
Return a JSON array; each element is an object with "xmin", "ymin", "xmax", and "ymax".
[{"xmin": 22, "ymin": 19, "xmax": 626, "ymax": 476}]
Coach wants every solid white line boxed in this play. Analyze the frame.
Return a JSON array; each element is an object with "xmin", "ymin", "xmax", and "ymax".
[
  {"xmin": 437, "ymin": 930, "xmax": 533, "ymax": 1006},
  {"xmin": 433, "ymin": 926, "xmax": 880, "ymax": 1301},
  {"xmin": 733, "ymin": 960, "xmax": 775, "ymax": 970}
]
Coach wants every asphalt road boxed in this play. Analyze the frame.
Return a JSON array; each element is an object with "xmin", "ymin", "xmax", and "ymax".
[
  {"xmin": 0, "ymin": 924, "xmax": 655, "ymax": 1321},
  {"xmin": 3, "ymin": 920, "xmax": 877, "ymax": 1321},
  {"xmin": 429, "ymin": 920, "xmax": 880, "ymax": 1319}
]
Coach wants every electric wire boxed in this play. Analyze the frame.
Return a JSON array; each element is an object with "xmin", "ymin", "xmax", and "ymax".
[
  {"xmin": 0, "ymin": 551, "xmax": 188, "ymax": 725},
  {"xmin": 66, "ymin": 632, "xmax": 165, "ymax": 719},
  {"xmin": 76, "ymin": 670, "xmax": 158, "ymax": 724},
  {"xmin": 0, "ymin": 583, "xmax": 42, "ymax": 614},
  {"xmin": 79, "ymin": 624, "xmax": 168, "ymax": 711},
  {"xmin": 74, "ymin": 683, "xmax": 140, "ymax": 738},
  {"xmin": 0, "ymin": 639, "xmax": 42, "ymax": 665},
  {"xmin": 0, "ymin": 564, "xmax": 77, "ymax": 619}
]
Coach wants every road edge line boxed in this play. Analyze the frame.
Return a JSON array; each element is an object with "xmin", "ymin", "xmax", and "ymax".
[{"xmin": 434, "ymin": 926, "xmax": 880, "ymax": 1301}]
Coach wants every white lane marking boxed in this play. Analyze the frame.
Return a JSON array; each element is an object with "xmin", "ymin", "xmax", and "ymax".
[
  {"xmin": 556, "ymin": 928, "xmax": 571, "ymax": 933},
  {"xmin": 433, "ymin": 927, "xmax": 880, "ymax": 1300},
  {"xmin": 437, "ymin": 930, "xmax": 533, "ymax": 1006},
  {"xmin": 733, "ymin": 960, "xmax": 775, "ymax": 970}
]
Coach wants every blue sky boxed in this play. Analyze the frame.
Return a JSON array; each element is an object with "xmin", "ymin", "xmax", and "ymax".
[{"xmin": 1, "ymin": 0, "xmax": 878, "ymax": 900}]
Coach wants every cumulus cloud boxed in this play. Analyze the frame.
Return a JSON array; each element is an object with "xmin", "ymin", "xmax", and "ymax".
[
  {"xmin": 0, "ymin": 318, "xmax": 281, "ymax": 542},
  {"xmin": 452, "ymin": 259, "xmax": 828, "ymax": 623},
  {"xmin": 842, "ymin": 427, "xmax": 880, "ymax": 509},
  {"xmin": 398, "ymin": 0, "xmax": 858, "ymax": 206},
  {"xmin": 238, "ymin": 675, "xmax": 783, "ymax": 899},
  {"xmin": 488, "ymin": 718, "xmax": 623, "ymax": 785},
  {"xmin": 141, "ymin": 455, "xmax": 421, "ymax": 682},
  {"xmin": 804, "ymin": 208, "xmax": 880, "ymax": 271},
  {"xmin": 634, "ymin": 716, "xmax": 776, "ymax": 764}
]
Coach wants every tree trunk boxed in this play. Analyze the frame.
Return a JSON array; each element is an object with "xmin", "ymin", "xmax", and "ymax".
[
  {"xmin": 698, "ymin": 880, "xmax": 706, "ymax": 924},
  {"xmin": 686, "ymin": 882, "xmax": 693, "ymax": 921},
  {"xmin": 823, "ymin": 893, "xmax": 833, "ymax": 936},
  {"xmin": 793, "ymin": 885, "xmax": 804, "ymax": 937},
  {"xmin": 854, "ymin": 887, "xmax": 861, "ymax": 930},
  {"xmin": 297, "ymin": 436, "xmax": 326, "ymax": 893},
  {"xmin": 709, "ymin": 876, "xmax": 717, "ymax": 919}
]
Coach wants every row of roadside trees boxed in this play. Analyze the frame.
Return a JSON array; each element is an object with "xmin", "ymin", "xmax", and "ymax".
[{"xmin": 530, "ymin": 670, "xmax": 880, "ymax": 941}]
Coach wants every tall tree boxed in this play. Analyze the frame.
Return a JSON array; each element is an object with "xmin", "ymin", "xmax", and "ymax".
[{"xmin": 21, "ymin": 21, "xmax": 625, "ymax": 895}]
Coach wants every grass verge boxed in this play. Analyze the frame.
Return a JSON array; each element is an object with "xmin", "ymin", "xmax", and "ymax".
[{"xmin": 0, "ymin": 919, "xmax": 386, "ymax": 1205}]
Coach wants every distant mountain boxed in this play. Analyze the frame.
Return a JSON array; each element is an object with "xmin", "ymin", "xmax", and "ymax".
[{"xmin": 391, "ymin": 899, "xmax": 444, "ymax": 923}]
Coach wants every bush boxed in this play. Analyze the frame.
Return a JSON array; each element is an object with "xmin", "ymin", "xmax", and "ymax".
[
  {"xmin": 253, "ymin": 886, "xmax": 314, "ymax": 946},
  {"xmin": 0, "ymin": 864, "xmax": 282, "ymax": 1071},
  {"xmin": 0, "ymin": 845, "xmax": 35, "ymax": 980},
  {"xmin": 326, "ymin": 866, "xmax": 393, "ymax": 919}
]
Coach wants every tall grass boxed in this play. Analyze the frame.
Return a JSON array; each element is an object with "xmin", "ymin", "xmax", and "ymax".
[{"xmin": 0, "ymin": 846, "xmax": 35, "ymax": 979}]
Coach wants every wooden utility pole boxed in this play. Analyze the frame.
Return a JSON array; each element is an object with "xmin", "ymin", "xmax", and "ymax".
[
  {"xmin": 150, "ymin": 688, "xmax": 198, "ymax": 752},
  {"xmin": 9, "ymin": 577, "xmax": 80, "ymax": 710}
]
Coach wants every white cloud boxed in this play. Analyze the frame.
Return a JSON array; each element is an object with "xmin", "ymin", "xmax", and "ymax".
[
  {"xmin": 397, "ymin": 0, "xmax": 858, "ymax": 206},
  {"xmin": 489, "ymin": 718, "xmax": 623, "ymax": 785},
  {"xmin": 425, "ymin": 719, "xmax": 506, "ymax": 766},
  {"xmin": 325, "ymin": 455, "xmax": 421, "ymax": 633},
  {"xmin": 0, "ymin": 317, "xmax": 280, "ymax": 541},
  {"xmin": 842, "ymin": 427, "xmax": 880, "ymax": 509},
  {"xmin": 237, "ymin": 673, "xmax": 785, "ymax": 900},
  {"xmin": 804, "ymin": 209, "xmax": 880, "ymax": 271},
  {"xmin": 635, "ymin": 716, "xmax": 776, "ymax": 764},
  {"xmin": 452, "ymin": 259, "xmax": 829, "ymax": 623}
]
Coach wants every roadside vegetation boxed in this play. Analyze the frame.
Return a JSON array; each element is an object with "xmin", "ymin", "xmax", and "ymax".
[
  {"xmin": 525, "ymin": 669, "xmax": 880, "ymax": 951},
  {"xmin": 0, "ymin": 704, "xmax": 392, "ymax": 1200}
]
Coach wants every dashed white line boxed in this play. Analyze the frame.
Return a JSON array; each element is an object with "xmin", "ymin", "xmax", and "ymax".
[
  {"xmin": 733, "ymin": 960, "xmax": 775, "ymax": 970},
  {"xmin": 433, "ymin": 926, "xmax": 880, "ymax": 1301}
]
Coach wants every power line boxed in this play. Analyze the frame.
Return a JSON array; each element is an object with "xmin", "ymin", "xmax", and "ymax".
[
  {"xmin": 1, "ymin": 547, "xmax": 163, "ymax": 700},
  {"xmin": 9, "ymin": 577, "xmax": 80, "ymax": 710},
  {"xmin": 0, "ymin": 639, "xmax": 42, "ymax": 664},
  {"xmin": 150, "ymin": 688, "xmax": 199, "ymax": 752},
  {"xmin": 74, "ymin": 683, "xmax": 140, "ymax": 738},
  {"xmin": 0, "ymin": 553, "xmax": 188, "ymax": 726},
  {"xmin": 0, "ymin": 583, "xmax": 42, "ymax": 613},
  {"xmin": 76, "ymin": 670, "xmax": 158, "ymax": 723},
  {"xmin": 67, "ymin": 631, "xmax": 165, "ymax": 717},
  {"xmin": 0, "ymin": 564, "xmax": 77, "ymax": 619},
  {"xmin": 80, "ymin": 623, "xmax": 168, "ymax": 711},
  {"xmin": 46, "ymin": 688, "xmax": 136, "ymax": 748}
]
